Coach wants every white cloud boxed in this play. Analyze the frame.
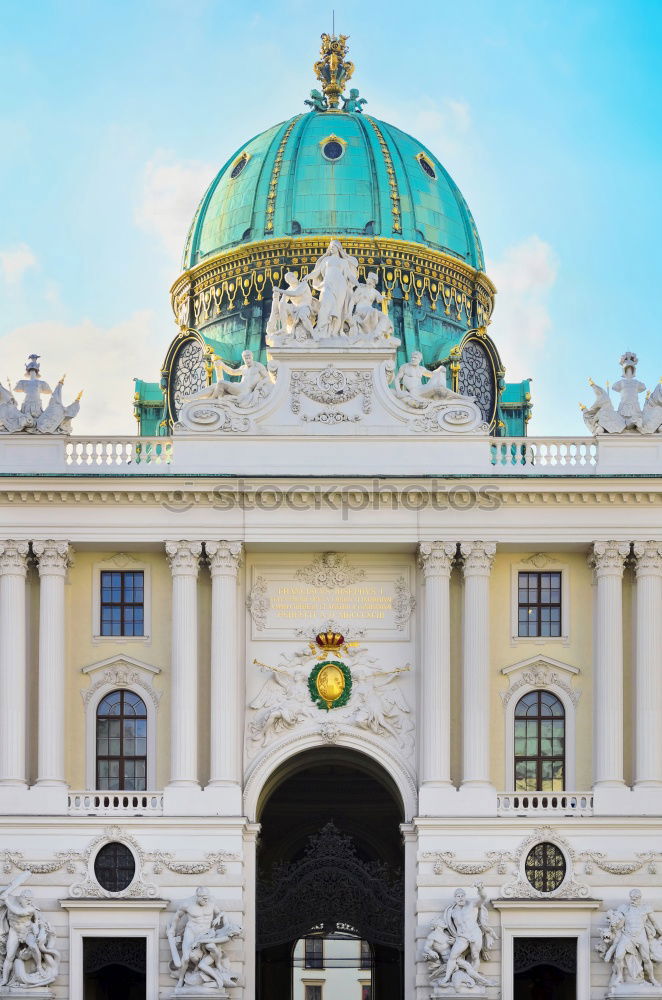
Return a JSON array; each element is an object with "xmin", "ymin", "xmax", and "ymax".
[
  {"xmin": 135, "ymin": 152, "xmax": 215, "ymax": 263},
  {"xmin": 0, "ymin": 244, "xmax": 37, "ymax": 284},
  {"xmin": 487, "ymin": 235, "xmax": 558, "ymax": 381},
  {"xmin": 0, "ymin": 310, "xmax": 161, "ymax": 435}
]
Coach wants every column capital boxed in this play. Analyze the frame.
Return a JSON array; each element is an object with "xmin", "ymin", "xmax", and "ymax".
[
  {"xmin": 588, "ymin": 540, "xmax": 630, "ymax": 576},
  {"xmin": 33, "ymin": 540, "xmax": 72, "ymax": 576},
  {"xmin": 633, "ymin": 541, "xmax": 662, "ymax": 577},
  {"xmin": 206, "ymin": 540, "xmax": 243, "ymax": 576},
  {"xmin": 459, "ymin": 540, "xmax": 496, "ymax": 576},
  {"xmin": 417, "ymin": 541, "xmax": 456, "ymax": 578},
  {"xmin": 165, "ymin": 540, "xmax": 202, "ymax": 576},
  {"xmin": 0, "ymin": 541, "xmax": 29, "ymax": 576}
]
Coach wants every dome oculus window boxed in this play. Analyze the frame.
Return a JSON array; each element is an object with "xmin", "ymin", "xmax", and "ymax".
[
  {"xmin": 321, "ymin": 135, "xmax": 347, "ymax": 162},
  {"xmin": 416, "ymin": 152, "xmax": 437, "ymax": 180},
  {"xmin": 230, "ymin": 153, "xmax": 249, "ymax": 179},
  {"xmin": 524, "ymin": 842, "xmax": 566, "ymax": 894},
  {"xmin": 94, "ymin": 842, "xmax": 136, "ymax": 893}
]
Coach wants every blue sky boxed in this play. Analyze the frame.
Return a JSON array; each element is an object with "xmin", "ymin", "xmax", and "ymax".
[{"xmin": 1, "ymin": 0, "xmax": 661, "ymax": 433}]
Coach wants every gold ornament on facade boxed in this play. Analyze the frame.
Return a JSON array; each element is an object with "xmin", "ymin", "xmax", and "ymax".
[{"xmin": 313, "ymin": 33, "xmax": 354, "ymax": 109}]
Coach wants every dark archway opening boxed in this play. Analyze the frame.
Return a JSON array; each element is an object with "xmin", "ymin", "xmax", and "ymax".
[
  {"xmin": 513, "ymin": 937, "xmax": 576, "ymax": 1000},
  {"xmin": 83, "ymin": 937, "xmax": 146, "ymax": 1000},
  {"xmin": 256, "ymin": 748, "xmax": 404, "ymax": 1000}
]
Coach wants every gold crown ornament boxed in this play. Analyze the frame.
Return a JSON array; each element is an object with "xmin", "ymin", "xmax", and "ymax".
[{"xmin": 315, "ymin": 630, "xmax": 345, "ymax": 652}]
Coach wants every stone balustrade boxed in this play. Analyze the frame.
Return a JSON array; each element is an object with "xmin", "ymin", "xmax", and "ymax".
[
  {"xmin": 497, "ymin": 791, "xmax": 594, "ymax": 816},
  {"xmin": 67, "ymin": 791, "xmax": 164, "ymax": 816}
]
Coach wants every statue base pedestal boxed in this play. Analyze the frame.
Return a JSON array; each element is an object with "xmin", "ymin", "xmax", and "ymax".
[
  {"xmin": 165, "ymin": 988, "xmax": 230, "ymax": 999},
  {"xmin": 606, "ymin": 987, "xmax": 662, "ymax": 999},
  {"xmin": 0, "ymin": 989, "xmax": 55, "ymax": 998},
  {"xmin": 431, "ymin": 988, "xmax": 489, "ymax": 998}
]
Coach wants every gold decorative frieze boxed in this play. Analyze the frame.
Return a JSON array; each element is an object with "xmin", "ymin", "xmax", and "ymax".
[
  {"xmin": 364, "ymin": 116, "xmax": 402, "ymax": 233},
  {"xmin": 264, "ymin": 116, "xmax": 303, "ymax": 235},
  {"xmin": 172, "ymin": 236, "xmax": 495, "ymax": 329}
]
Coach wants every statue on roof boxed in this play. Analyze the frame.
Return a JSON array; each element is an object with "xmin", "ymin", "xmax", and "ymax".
[
  {"xmin": 581, "ymin": 352, "xmax": 662, "ymax": 434},
  {"xmin": 0, "ymin": 356, "xmax": 82, "ymax": 435},
  {"xmin": 342, "ymin": 88, "xmax": 367, "ymax": 113},
  {"xmin": 304, "ymin": 89, "xmax": 328, "ymax": 112}
]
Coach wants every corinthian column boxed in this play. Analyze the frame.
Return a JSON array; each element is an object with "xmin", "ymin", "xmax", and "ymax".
[
  {"xmin": 418, "ymin": 542, "xmax": 455, "ymax": 792},
  {"xmin": 589, "ymin": 540, "xmax": 629, "ymax": 787},
  {"xmin": 166, "ymin": 541, "xmax": 202, "ymax": 787},
  {"xmin": 633, "ymin": 542, "xmax": 662, "ymax": 787},
  {"xmin": 33, "ymin": 540, "xmax": 71, "ymax": 786},
  {"xmin": 0, "ymin": 541, "xmax": 29, "ymax": 785},
  {"xmin": 206, "ymin": 541, "xmax": 243, "ymax": 790},
  {"xmin": 460, "ymin": 541, "xmax": 496, "ymax": 788}
]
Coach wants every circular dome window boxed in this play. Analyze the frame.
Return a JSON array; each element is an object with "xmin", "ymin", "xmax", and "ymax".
[
  {"xmin": 94, "ymin": 842, "xmax": 136, "ymax": 893},
  {"xmin": 322, "ymin": 139, "xmax": 345, "ymax": 161},
  {"xmin": 230, "ymin": 153, "xmax": 249, "ymax": 179},
  {"xmin": 524, "ymin": 842, "xmax": 566, "ymax": 893},
  {"xmin": 417, "ymin": 153, "xmax": 437, "ymax": 179}
]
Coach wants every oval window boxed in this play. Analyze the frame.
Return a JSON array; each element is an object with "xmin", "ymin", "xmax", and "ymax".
[
  {"xmin": 323, "ymin": 140, "xmax": 345, "ymax": 161},
  {"xmin": 417, "ymin": 154, "xmax": 436, "ymax": 179},
  {"xmin": 524, "ymin": 842, "xmax": 566, "ymax": 893},
  {"xmin": 94, "ymin": 842, "xmax": 136, "ymax": 893},
  {"xmin": 230, "ymin": 153, "xmax": 249, "ymax": 179}
]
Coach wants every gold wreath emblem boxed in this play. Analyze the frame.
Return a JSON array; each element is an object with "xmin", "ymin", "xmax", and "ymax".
[{"xmin": 315, "ymin": 662, "xmax": 346, "ymax": 709}]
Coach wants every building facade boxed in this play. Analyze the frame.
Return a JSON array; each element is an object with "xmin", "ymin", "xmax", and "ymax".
[{"xmin": 1, "ymin": 32, "xmax": 661, "ymax": 1000}]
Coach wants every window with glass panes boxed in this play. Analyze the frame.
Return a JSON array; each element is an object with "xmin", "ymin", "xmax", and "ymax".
[
  {"xmin": 304, "ymin": 937, "xmax": 324, "ymax": 969},
  {"xmin": 518, "ymin": 571, "xmax": 561, "ymax": 637},
  {"xmin": 305, "ymin": 986, "xmax": 322, "ymax": 1000},
  {"xmin": 514, "ymin": 690, "xmax": 565, "ymax": 791},
  {"xmin": 96, "ymin": 690, "xmax": 147, "ymax": 790},
  {"xmin": 360, "ymin": 940, "xmax": 372, "ymax": 969},
  {"xmin": 100, "ymin": 570, "xmax": 144, "ymax": 636}
]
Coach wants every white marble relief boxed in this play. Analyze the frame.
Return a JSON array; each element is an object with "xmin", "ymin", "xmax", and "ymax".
[
  {"xmin": 423, "ymin": 884, "xmax": 496, "ymax": 996},
  {"xmin": 176, "ymin": 350, "xmax": 275, "ymax": 433},
  {"xmin": 167, "ymin": 887, "xmax": 241, "ymax": 996},
  {"xmin": 0, "ymin": 872, "xmax": 60, "ymax": 993},
  {"xmin": 596, "ymin": 890, "xmax": 662, "ymax": 996}
]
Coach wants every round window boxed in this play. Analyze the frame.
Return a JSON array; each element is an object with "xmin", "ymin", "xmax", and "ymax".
[
  {"xmin": 524, "ymin": 842, "xmax": 566, "ymax": 893},
  {"xmin": 94, "ymin": 842, "xmax": 136, "ymax": 892},
  {"xmin": 230, "ymin": 153, "xmax": 248, "ymax": 179},
  {"xmin": 323, "ymin": 140, "xmax": 345, "ymax": 161},
  {"xmin": 418, "ymin": 154, "xmax": 436, "ymax": 179}
]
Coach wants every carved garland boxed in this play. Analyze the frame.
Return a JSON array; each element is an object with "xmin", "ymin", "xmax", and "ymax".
[
  {"xmin": 501, "ymin": 664, "xmax": 580, "ymax": 708},
  {"xmin": 81, "ymin": 665, "xmax": 162, "ymax": 709}
]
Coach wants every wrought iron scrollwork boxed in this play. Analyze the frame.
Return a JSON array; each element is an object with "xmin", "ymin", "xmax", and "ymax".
[
  {"xmin": 257, "ymin": 823, "xmax": 403, "ymax": 950},
  {"xmin": 172, "ymin": 340, "xmax": 207, "ymax": 417},
  {"xmin": 513, "ymin": 936, "xmax": 577, "ymax": 975},
  {"xmin": 458, "ymin": 340, "xmax": 495, "ymax": 424}
]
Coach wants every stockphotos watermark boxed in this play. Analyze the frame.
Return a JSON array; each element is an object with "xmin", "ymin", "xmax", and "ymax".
[{"xmin": 162, "ymin": 481, "xmax": 502, "ymax": 519}]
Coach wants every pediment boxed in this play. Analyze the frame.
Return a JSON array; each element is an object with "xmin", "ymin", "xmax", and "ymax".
[
  {"xmin": 501, "ymin": 655, "xmax": 581, "ymax": 706},
  {"xmin": 80, "ymin": 655, "xmax": 161, "ymax": 707}
]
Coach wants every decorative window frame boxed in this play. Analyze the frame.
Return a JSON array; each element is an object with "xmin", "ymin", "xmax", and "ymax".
[
  {"xmin": 81, "ymin": 655, "xmax": 161, "ymax": 790},
  {"xmin": 510, "ymin": 555, "xmax": 569, "ymax": 644},
  {"xmin": 69, "ymin": 826, "xmax": 158, "ymax": 899},
  {"xmin": 501, "ymin": 655, "xmax": 581, "ymax": 791},
  {"xmin": 500, "ymin": 827, "xmax": 589, "ymax": 901},
  {"xmin": 415, "ymin": 151, "xmax": 437, "ymax": 180},
  {"xmin": 91, "ymin": 554, "xmax": 152, "ymax": 642},
  {"xmin": 320, "ymin": 133, "xmax": 347, "ymax": 161}
]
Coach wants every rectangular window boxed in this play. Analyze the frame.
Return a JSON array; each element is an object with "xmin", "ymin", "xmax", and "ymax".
[
  {"xmin": 305, "ymin": 986, "xmax": 323, "ymax": 1000},
  {"xmin": 362, "ymin": 987, "xmax": 372, "ymax": 1000},
  {"xmin": 517, "ymin": 571, "xmax": 562, "ymax": 638},
  {"xmin": 100, "ymin": 571, "xmax": 145, "ymax": 637},
  {"xmin": 360, "ymin": 940, "xmax": 372, "ymax": 969},
  {"xmin": 304, "ymin": 937, "xmax": 324, "ymax": 969}
]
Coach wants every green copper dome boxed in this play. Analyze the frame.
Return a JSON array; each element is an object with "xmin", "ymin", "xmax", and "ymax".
[{"xmin": 182, "ymin": 111, "xmax": 485, "ymax": 272}]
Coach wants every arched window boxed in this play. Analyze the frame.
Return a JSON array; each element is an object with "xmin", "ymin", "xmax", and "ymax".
[
  {"xmin": 96, "ymin": 691, "xmax": 147, "ymax": 791},
  {"xmin": 514, "ymin": 690, "xmax": 565, "ymax": 791}
]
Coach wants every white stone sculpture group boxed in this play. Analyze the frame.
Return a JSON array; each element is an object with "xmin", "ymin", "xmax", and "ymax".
[
  {"xmin": 596, "ymin": 889, "xmax": 662, "ymax": 995},
  {"xmin": 392, "ymin": 351, "xmax": 473, "ymax": 409},
  {"xmin": 423, "ymin": 885, "xmax": 496, "ymax": 996},
  {"xmin": 266, "ymin": 239, "xmax": 397, "ymax": 347},
  {"xmin": 0, "ymin": 355, "xmax": 81, "ymax": 435},
  {"xmin": 581, "ymin": 352, "xmax": 662, "ymax": 435},
  {"xmin": 167, "ymin": 886, "xmax": 241, "ymax": 996},
  {"xmin": 0, "ymin": 871, "xmax": 60, "ymax": 993}
]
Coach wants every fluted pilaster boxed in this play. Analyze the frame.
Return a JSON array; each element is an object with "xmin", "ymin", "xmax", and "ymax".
[
  {"xmin": 0, "ymin": 541, "xmax": 29, "ymax": 785},
  {"xmin": 166, "ymin": 541, "xmax": 202, "ymax": 787},
  {"xmin": 589, "ymin": 540, "xmax": 630, "ymax": 787},
  {"xmin": 460, "ymin": 541, "xmax": 496, "ymax": 788},
  {"xmin": 418, "ymin": 542, "xmax": 456, "ymax": 788},
  {"xmin": 207, "ymin": 541, "xmax": 243, "ymax": 788},
  {"xmin": 633, "ymin": 541, "xmax": 662, "ymax": 787},
  {"xmin": 33, "ymin": 540, "xmax": 71, "ymax": 786}
]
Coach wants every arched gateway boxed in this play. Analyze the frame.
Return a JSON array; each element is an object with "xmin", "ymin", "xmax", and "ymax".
[{"xmin": 255, "ymin": 748, "xmax": 405, "ymax": 999}]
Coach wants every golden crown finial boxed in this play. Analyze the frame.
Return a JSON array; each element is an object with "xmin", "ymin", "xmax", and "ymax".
[
  {"xmin": 313, "ymin": 33, "xmax": 354, "ymax": 109},
  {"xmin": 315, "ymin": 630, "xmax": 345, "ymax": 653}
]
